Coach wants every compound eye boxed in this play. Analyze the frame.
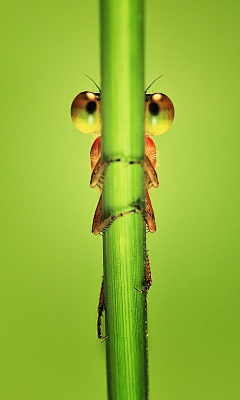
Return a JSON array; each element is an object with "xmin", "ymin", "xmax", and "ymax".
[
  {"xmin": 145, "ymin": 93, "xmax": 174, "ymax": 135},
  {"xmin": 71, "ymin": 91, "xmax": 101, "ymax": 134}
]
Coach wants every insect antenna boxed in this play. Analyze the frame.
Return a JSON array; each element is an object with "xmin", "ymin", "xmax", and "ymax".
[
  {"xmin": 145, "ymin": 75, "xmax": 163, "ymax": 93},
  {"xmin": 84, "ymin": 74, "xmax": 101, "ymax": 93}
]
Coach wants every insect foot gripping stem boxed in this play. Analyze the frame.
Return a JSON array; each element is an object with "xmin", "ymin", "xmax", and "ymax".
[
  {"xmin": 135, "ymin": 251, "xmax": 153, "ymax": 294},
  {"xmin": 97, "ymin": 279, "xmax": 109, "ymax": 340},
  {"xmin": 130, "ymin": 158, "xmax": 159, "ymax": 189},
  {"xmin": 92, "ymin": 193, "xmax": 156, "ymax": 235},
  {"xmin": 90, "ymin": 156, "xmax": 159, "ymax": 190},
  {"xmin": 90, "ymin": 158, "xmax": 121, "ymax": 188},
  {"xmin": 92, "ymin": 202, "xmax": 142, "ymax": 235}
]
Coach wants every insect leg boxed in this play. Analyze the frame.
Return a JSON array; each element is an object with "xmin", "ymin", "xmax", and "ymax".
[
  {"xmin": 145, "ymin": 251, "xmax": 153, "ymax": 291},
  {"xmin": 97, "ymin": 278, "xmax": 108, "ymax": 340},
  {"xmin": 144, "ymin": 189, "xmax": 156, "ymax": 233},
  {"xmin": 129, "ymin": 156, "xmax": 159, "ymax": 188},
  {"xmin": 92, "ymin": 194, "xmax": 103, "ymax": 234},
  {"xmin": 90, "ymin": 158, "xmax": 121, "ymax": 188},
  {"xmin": 92, "ymin": 199, "xmax": 140, "ymax": 235},
  {"xmin": 90, "ymin": 155, "xmax": 159, "ymax": 190},
  {"xmin": 135, "ymin": 251, "xmax": 153, "ymax": 293},
  {"xmin": 91, "ymin": 158, "xmax": 157, "ymax": 234},
  {"xmin": 144, "ymin": 155, "xmax": 159, "ymax": 188},
  {"xmin": 100, "ymin": 207, "xmax": 139, "ymax": 233},
  {"xmin": 90, "ymin": 157, "xmax": 103, "ymax": 189}
]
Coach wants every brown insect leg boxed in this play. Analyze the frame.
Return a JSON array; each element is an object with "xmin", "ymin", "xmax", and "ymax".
[
  {"xmin": 92, "ymin": 193, "xmax": 140, "ymax": 235},
  {"xmin": 144, "ymin": 155, "xmax": 159, "ymax": 188},
  {"xmin": 92, "ymin": 203, "xmax": 140, "ymax": 235},
  {"xmin": 135, "ymin": 251, "xmax": 153, "ymax": 294},
  {"xmin": 92, "ymin": 194, "xmax": 103, "ymax": 234},
  {"xmin": 90, "ymin": 155, "xmax": 158, "ymax": 189},
  {"xmin": 97, "ymin": 279, "xmax": 108, "ymax": 340},
  {"xmin": 144, "ymin": 189, "xmax": 156, "ymax": 233},
  {"xmin": 90, "ymin": 157, "xmax": 104, "ymax": 188},
  {"xmin": 145, "ymin": 251, "xmax": 153, "ymax": 291},
  {"xmin": 130, "ymin": 156, "xmax": 159, "ymax": 188},
  {"xmin": 90, "ymin": 157, "xmax": 157, "ymax": 234},
  {"xmin": 90, "ymin": 158, "xmax": 121, "ymax": 188},
  {"xmin": 92, "ymin": 191, "xmax": 156, "ymax": 235}
]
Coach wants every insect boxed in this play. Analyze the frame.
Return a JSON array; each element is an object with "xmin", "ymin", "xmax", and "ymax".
[{"xmin": 71, "ymin": 78, "xmax": 174, "ymax": 338}]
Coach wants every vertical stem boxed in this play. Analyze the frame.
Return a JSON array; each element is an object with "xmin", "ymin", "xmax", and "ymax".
[{"xmin": 100, "ymin": 1, "xmax": 147, "ymax": 399}]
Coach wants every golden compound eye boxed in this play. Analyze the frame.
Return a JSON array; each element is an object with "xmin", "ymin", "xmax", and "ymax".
[
  {"xmin": 71, "ymin": 91, "xmax": 101, "ymax": 134},
  {"xmin": 145, "ymin": 93, "xmax": 174, "ymax": 135}
]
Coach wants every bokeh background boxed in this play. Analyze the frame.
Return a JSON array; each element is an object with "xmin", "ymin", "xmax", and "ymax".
[{"xmin": 1, "ymin": 0, "xmax": 239, "ymax": 399}]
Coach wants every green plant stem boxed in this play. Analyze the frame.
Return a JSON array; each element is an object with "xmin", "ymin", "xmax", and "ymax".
[{"xmin": 100, "ymin": 1, "xmax": 148, "ymax": 399}]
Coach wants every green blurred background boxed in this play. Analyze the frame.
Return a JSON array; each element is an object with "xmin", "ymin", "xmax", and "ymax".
[{"xmin": 1, "ymin": 0, "xmax": 239, "ymax": 399}]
